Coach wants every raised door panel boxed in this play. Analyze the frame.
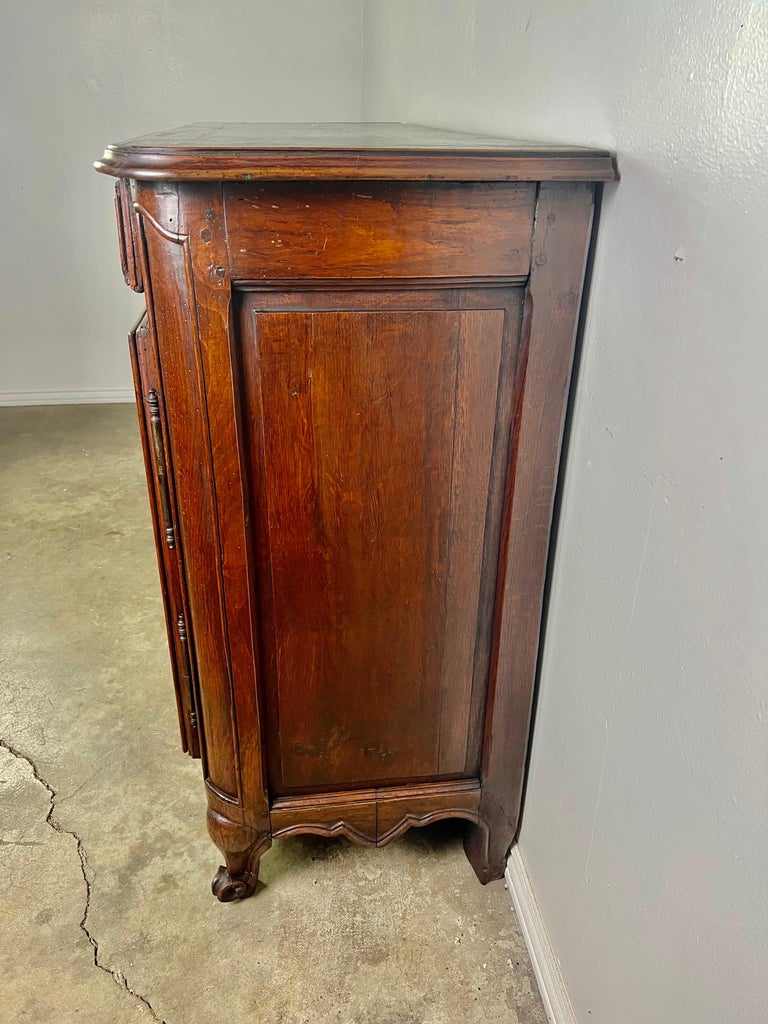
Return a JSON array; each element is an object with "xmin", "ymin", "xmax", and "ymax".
[{"xmin": 238, "ymin": 288, "xmax": 523, "ymax": 794}]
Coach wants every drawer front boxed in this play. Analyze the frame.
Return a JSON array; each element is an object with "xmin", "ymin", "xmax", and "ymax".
[
  {"xmin": 224, "ymin": 181, "xmax": 536, "ymax": 280},
  {"xmin": 128, "ymin": 313, "xmax": 201, "ymax": 759}
]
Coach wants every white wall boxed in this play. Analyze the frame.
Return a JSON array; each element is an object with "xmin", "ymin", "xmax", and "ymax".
[
  {"xmin": 6, "ymin": 4, "xmax": 767, "ymax": 1017},
  {"xmin": 0, "ymin": 0, "xmax": 363, "ymax": 404},
  {"xmin": 364, "ymin": 2, "xmax": 768, "ymax": 1022}
]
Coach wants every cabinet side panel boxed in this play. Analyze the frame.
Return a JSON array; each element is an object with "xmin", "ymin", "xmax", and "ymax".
[
  {"xmin": 256, "ymin": 309, "xmax": 456, "ymax": 790},
  {"xmin": 473, "ymin": 183, "xmax": 597, "ymax": 872},
  {"xmin": 239, "ymin": 294, "xmax": 511, "ymax": 793},
  {"xmin": 438, "ymin": 309, "xmax": 504, "ymax": 774},
  {"xmin": 464, "ymin": 291, "xmax": 524, "ymax": 773}
]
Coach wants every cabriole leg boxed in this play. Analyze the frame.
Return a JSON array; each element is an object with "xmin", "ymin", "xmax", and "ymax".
[{"xmin": 207, "ymin": 808, "xmax": 271, "ymax": 902}]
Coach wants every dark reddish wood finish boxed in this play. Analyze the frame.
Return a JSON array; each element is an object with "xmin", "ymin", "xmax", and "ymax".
[
  {"xmin": 225, "ymin": 181, "xmax": 535, "ymax": 279},
  {"xmin": 464, "ymin": 182, "xmax": 599, "ymax": 881},
  {"xmin": 128, "ymin": 314, "xmax": 200, "ymax": 758},
  {"xmin": 114, "ymin": 179, "xmax": 143, "ymax": 292},
  {"xmin": 97, "ymin": 123, "xmax": 612, "ymax": 900},
  {"xmin": 239, "ymin": 290, "xmax": 520, "ymax": 795},
  {"xmin": 95, "ymin": 122, "xmax": 615, "ymax": 182}
]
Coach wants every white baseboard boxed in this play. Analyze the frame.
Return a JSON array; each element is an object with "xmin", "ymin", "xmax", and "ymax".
[
  {"xmin": 506, "ymin": 845, "xmax": 577, "ymax": 1024},
  {"xmin": 0, "ymin": 388, "xmax": 134, "ymax": 407}
]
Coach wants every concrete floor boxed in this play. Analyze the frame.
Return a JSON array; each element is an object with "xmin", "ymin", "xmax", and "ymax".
[{"xmin": 0, "ymin": 404, "xmax": 547, "ymax": 1024}]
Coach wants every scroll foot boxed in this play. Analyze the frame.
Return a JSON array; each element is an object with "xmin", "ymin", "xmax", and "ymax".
[
  {"xmin": 207, "ymin": 807, "xmax": 271, "ymax": 902},
  {"xmin": 211, "ymin": 864, "xmax": 258, "ymax": 902}
]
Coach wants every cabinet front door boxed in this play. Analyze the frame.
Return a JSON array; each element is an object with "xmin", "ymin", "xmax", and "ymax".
[{"xmin": 238, "ymin": 286, "xmax": 523, "ymax": 794}]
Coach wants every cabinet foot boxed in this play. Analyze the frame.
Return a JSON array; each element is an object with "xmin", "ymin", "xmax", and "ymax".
[
  {"xmin": 463, "ymin": 817, "xmax": 514, "ymax": 884},
  {"xmin": 211, "ymin": 864, "xmax": 259, "ymax": 902},
  {"xmin": 207, "ymin": 808, "xmax": 271, "ymax": 902}
]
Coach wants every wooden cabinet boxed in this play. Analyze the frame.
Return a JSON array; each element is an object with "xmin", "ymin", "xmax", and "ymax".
[{"xmin": 96, "ymin": 123, "xmax": 614, "ymax": 900}]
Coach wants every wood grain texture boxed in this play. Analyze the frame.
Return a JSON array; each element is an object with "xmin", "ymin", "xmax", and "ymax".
[
  {"xmin": 95, "ymin": 121, "xmax": 615, "ymax": 182},
  {"xmin": 374, "ymin": 779, "xmax": 481, "ymax": 845},
  {"xmin": 207, "ymin": 807, "xmax": 271, "ymax": 901},
  {"xmin": 98, "ymin": 128, "xmax": 610, "ymax": 898},
  {"xmin": 438, "ymin": 309, "xmax": 504, "ymax": 774},
  {"xmin": 128, "ymin": 313, "xmax": 200, "ymax": 758},
  {"xmin": 270, "ymin": 779, "xmax": 480, "ymax": 846},
  {"xmin": 256, "ymin": 307, "xmax": 453, "ymax": 791},
  {"xmin": 270, "ymin": 790, "xmax": 378, "ymax": 846},
  {"xmin": 465, "ymin": 181, "xmax": 597, "ymax": 884},
  {"xmin": 114, "ymin": 179, "xmax": 143, "ymax": 292},
  {"xmin": 238, "ymin": 295, "xmax": 515, "ymax": 793},
  {"xmin": 134, "ymin": 185, "xmax": 241, "ymax": 803},
  {"xmin": 133, "ymin": 183, "xmax": 269, "ymax": 835},
  {"xmin": 225, "ymin": 182, "xmax": 535, "ymax": 279}
]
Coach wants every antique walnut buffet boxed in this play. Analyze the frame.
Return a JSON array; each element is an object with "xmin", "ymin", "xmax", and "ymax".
[{"xmin": 95, "ymin": 123, "xmax": 614, "ymax": 901}]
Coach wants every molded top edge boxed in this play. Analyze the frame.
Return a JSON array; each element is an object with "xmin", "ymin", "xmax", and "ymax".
[{"xmin": 94, "ymin": 122, "xmax": 616, "ymax": 182}]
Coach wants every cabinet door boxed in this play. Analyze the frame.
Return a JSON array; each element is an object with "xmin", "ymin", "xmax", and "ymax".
[
  {"xmin": 128, "ymin": 314, "xmax": 201, "ymax": 758},
  {"xmin": 238, "ymin": 287, "xmax": 523, "ymax": 794}
]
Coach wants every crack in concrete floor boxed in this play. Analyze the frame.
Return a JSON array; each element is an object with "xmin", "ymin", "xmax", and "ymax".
[
  {"xmin": 1, "ymin": 404, "xmax": 547, "ymax": 1024},
  {"xmin": 0, "ymin": 738, "xmax": 167, "ymax": 1024}
]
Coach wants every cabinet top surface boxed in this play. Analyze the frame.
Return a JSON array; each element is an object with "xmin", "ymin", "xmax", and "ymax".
[{"xmin": 95, "ymin": 121, "xmax": 615, "ymax": 182}]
